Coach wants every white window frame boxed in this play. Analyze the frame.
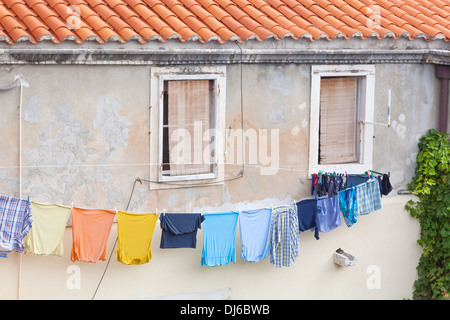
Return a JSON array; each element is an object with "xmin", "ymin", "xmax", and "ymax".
[
  {"xmin": 308, "ymin": 65, "xmax": 375, "ymax": 176},
  {"xmin": 150, "ymin": 66, "xmax": 226, "ymax": 183}
]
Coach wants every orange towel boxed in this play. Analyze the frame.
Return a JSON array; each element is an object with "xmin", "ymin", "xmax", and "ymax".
[{"xmin": 70, "ymin": 207, "xmax": 116, "ymax": 263}]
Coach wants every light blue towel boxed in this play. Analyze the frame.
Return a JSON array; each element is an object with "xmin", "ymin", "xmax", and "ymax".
[
  {"xmin": 201, "ymin": 211, "xmax": 239, "ymax": 267},
  {"xmin": 239, "ymin": 208, "xmax": 272, "ymax": 262}
]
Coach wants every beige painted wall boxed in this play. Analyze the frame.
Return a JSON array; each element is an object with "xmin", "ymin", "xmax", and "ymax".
[{"xmin": 0, "ymin": 62, "xmax": 435, "ymax": 299}]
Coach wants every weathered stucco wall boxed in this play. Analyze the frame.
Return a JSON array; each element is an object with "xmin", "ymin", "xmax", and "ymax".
[{"xmin": 0, "ymin": 61, "xmax": 436, "ymax": 300}]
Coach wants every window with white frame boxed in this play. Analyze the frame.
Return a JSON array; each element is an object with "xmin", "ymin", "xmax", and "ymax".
[
  {"xmin": 151, "ymin": 66, "xmax": 226, "ymax": 182},
  {"xmin": 308, "ymin": 65, "xmax": 375, "ymax": 176}
]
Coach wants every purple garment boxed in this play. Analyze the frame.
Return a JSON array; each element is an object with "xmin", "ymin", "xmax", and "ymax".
[
  {"xmin": 0, "ymin": 195, "xmax": 33, "ymax": 258},
  {"xmin": 315, "ymin": 195, "xmax": 342, "ymax": 233}
]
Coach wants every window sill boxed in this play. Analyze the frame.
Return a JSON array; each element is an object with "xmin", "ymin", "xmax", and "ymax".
[{"xmin": 158, "ymin": 172, "xmax": 218, "ymax": 182}]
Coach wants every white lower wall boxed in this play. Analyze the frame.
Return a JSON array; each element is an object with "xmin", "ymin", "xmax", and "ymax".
[{"xmin": 0, "ymin": 194, "xmax": 421, "ymax": 300}]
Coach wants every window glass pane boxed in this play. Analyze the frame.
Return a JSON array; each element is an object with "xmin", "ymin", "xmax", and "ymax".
[
  {"xmin": 163, "ymin": 79, "xmax": 215, "ymax": 176},
  {"xmin": 319, "ymin": 77, "xmax": 358, "ymax": 165}
]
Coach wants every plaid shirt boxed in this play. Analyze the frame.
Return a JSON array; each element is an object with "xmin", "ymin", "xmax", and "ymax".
[
  {"xmin": 355, "ymin": 179, "xmax": 382, "ymax": 215},
  {"xmin": 0, "ymin": 195, "xmax": 33, "ymax": 258},
  {"xmin": 270, "ymin": 204, "xmax": 299, "ymax": 268}
]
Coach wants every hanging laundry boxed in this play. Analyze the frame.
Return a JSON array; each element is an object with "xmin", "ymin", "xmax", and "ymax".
[
  {"xmin": 327, "ymin": 174, "xmax": 338, "ymax": 197},
  {"xmin": 201, "ymin": 211, "xmax": 238, "ymax": 267},
  {"xmin": 24, "ymin": 201, "xmax": 71, "ymax": 257},
  {"xmin": 270, "ymin": 205, "xmax": 299, "ymax": 268},
  {"xmin": 355, "ymin": 179, "xmax": 383, "ymax": 215},
  {"xmin": 312, "ymin": 174, "xmax": 328, "ymax": 197},
  {"xmin": 373, "ymin": 173, "xmax": 393, "ymax": 198},
  {"xmin": 315, "ymin": 195, "xmax": 342, "ymax": 234},
  {"xmin": 0, "ymin": 195, "xmax": 32, "ymax": 258},
  {"xmin": 338, "ymin": 187, "xmax": 358, "ymax": 227},
  {"xmin": 296, "ymin": 198, "xmax": 319, "ymax": 240},
  {"xmin": 70, "ymin": 207, "xmax": 115, "ymax": 263},
  {"xmin": 160, "ymin": 213, "xmax": 204, "ymax": 249},
  {"xmin": 238, "ymin": 208, "xmax": 272, "ymax": 262},
  {"xmin": 381, "ymin": 174, "xmax": 393, "ymax": 196},
  {"xmin": 345, "ymin": 174, "xmax": 369, "ymax": 188},
  {"xmin": 334, "ymin": 174, "xmax": 346, "ymax": 193},
  {"xmin": 375, "ymin": 175, "xmax": 383, "ymax": 197},
  {"xmin": 116, "ymin": 211, "xmax": 159, "ymax": 265},
  {"xmin": 311, "ymin": 173, "xmax": 346, "ymax": 197},
  {"xmin": 311, "ymin": 173, "xmax": 318, "ymax": 195}
]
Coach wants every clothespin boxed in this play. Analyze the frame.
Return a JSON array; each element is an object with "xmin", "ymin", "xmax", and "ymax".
[
  {"xmin": 114, "ymin": 207, "xmax": 118, "ymax": 214},
  {"xmin": 137, "ymin": 177, "xmax": 142, "ymax": 184}
]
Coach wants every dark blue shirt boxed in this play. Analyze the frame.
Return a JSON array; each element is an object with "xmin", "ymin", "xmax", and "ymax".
[
  {"xmin": 160, "ymin": 213, "xmax": 204, "ymax": 249},
  {"xmin": 296, "ymin": 198, "xmax": 319, "ymax": 240},
  {"xmin": 346, "ymin": 174, "xmax": 369, "ymax": 187}
]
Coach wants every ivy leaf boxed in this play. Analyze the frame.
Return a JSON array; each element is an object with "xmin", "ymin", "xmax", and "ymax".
[{"xmin": 404, "ymin": 129, "xmax": 450, "ymax": 300}]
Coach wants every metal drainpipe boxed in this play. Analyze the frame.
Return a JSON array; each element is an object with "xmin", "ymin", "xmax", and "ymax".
[{"xmin": 436, "ymin": 65, "xmax": 450, "ymax": 134}]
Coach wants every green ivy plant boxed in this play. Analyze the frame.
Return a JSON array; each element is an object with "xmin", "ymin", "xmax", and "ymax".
[{"xmin": 405, "ymin": 129, "xmax": 449, "ymax": 300}]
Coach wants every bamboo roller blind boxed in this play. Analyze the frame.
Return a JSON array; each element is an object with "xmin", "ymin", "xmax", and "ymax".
[
  {"xmin": 167, "ymin": 80, "xmax": 213, "ymax": 176},
  {"xmin": 319, "ymin": 77, "xmax": 358, "ymax": 165}
]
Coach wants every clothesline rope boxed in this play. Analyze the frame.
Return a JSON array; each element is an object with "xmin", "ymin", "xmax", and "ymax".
[{"xmin": 0, "ymin": 162, "xmax": 309, "ymax": 173}]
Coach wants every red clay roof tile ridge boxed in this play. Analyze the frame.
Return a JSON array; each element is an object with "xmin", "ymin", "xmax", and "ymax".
[
  {"xmin": 195, "ymin": 0, "xmax": 265, "ymax": 41},
  {"xmin": 2, "ymin": 9, "xmax": 44, "ymax": 43},
  {"xmin": 235, "ymin": 1, "xmax": 294, "ymax": 39},
  {"xmin": 97, "ymin": 0, "xmax": 143, "ymax": 42},
  {"xmin": 47, "ymin": 1, "xmax": 84, "ymax": 42},
  {"xmin": 281, "ymin": 0, "xmax": 329, "ymax": 39},
  {"xmin": 177, "ymin": 0, "xmax": 242, "ymax": 41},
  {"xmin": 245, "ymin": 0, "xmax": 310, "ymax": 39},
  {"xmin": 73, "ymin": 2, "xmax": 120, "ymax": 42},
  {"xmin": 227, "ymin": 0, "xmax": 298, "ymax": 40},
  {"xmin": 125, "ymin": 0, "xmax": 176, "ymax": 41},
  {"xmin": 18, "ymin": 0, "xmax": 59, "ymax": 42},
  {"xmin": 142, "ymin": 0, "xmax": 201, "ymax": 41},
  {"xmin": 265, "ymin": 0, "xmax": 322, "ymax": 40},
  {"xmin": 160, "ymin": 0, "xmax": 223, "ymax": 42}
]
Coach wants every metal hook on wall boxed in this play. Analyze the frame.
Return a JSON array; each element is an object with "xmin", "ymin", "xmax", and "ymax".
[{"xmin": 360, "ymin": 89, "xmax": 391, "ymax": 128}]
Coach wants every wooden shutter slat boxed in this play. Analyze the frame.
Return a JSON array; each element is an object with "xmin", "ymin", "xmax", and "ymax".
[
  {"xmin": 319, "ymin": 77, "xmax": 358, "ymax": 165},
  {"xmin": 167, "ymin": 80, "xmax": 212, "ymax": 176}
]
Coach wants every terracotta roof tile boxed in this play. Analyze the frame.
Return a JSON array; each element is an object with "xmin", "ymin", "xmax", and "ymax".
[{"xmin": 0, "ymin": 0, "xmax": 448, "ymax": 44}]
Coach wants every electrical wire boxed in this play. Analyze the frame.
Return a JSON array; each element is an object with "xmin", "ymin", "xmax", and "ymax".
[
  {"xmin": 142, "ymin": 173, "xmax": 243, "ymax": 189},
  {"xmin": 235, "ymin": 40, "xmax": 245, "ymax": 176},
  {"xmin": 91, "ymin": 178, "xmax": 139, "ymax": 300}
]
